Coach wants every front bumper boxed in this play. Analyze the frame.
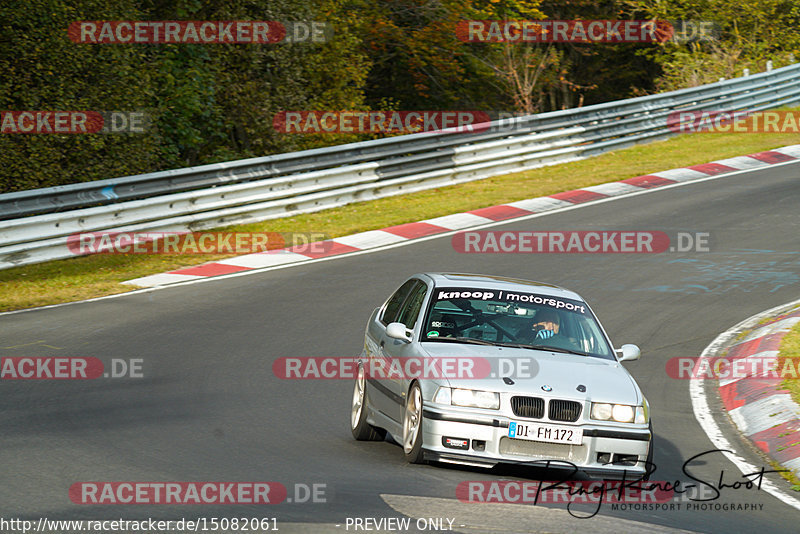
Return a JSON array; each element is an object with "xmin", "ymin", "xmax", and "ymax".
[{"xmin": 421, "ymin": 405, "xmax": 651, "ymax": 478}]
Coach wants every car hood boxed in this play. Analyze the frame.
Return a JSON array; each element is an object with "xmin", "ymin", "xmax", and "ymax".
[{"xmin": 420, "ymin": 342, "xmax": 641, "ymax": 405}]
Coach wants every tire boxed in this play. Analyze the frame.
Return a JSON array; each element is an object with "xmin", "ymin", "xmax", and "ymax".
[
  {"xmin": 402, "ymin": 382, "xmax": 425, "ymax": 464},
  {"xmin": 350, "ymin": 365, "xmax": 386, "ymax": 441}
]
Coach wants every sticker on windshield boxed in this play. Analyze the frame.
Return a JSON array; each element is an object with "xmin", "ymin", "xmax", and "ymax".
[
  {"xmin": 427, "ymin": 331, "xmax": 440, "ymax": 337},
  {"xmin": 435, "ymin": 288, "xmax": 588, "ymax": 315}
]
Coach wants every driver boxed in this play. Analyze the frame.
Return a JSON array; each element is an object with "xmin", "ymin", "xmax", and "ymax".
[{"xmin": 527, "ymin": 309, "xmax": 561, "ymax": 340}]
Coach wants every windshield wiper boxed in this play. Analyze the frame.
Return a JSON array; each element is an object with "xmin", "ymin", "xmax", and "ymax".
[
  {"xmin": 491, "ymin": 341, "xmax": 535, "ymax": 349},
  {"xmin": 425, "ymin": 336, "xmax": 497, "ymax": 346},
  {"xmin": 493, "ymin": 342, "xmax": 590, "ymax": 356},
  {"xmin": 530, "ymin": 345, "xmax": 590, "ymax": 356}
]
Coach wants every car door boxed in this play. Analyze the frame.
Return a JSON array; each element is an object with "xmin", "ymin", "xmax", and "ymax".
[
  {"xmin": 365, "ymin": 279, "xmax": 418, "ymax": 420},
  {"xmin": 380, "ymin": 280, "xmax": 429, "ymax": 423}
]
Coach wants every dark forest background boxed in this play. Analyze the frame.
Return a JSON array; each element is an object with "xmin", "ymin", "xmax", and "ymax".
[{"xmin": 1, "ymin": 0, "xmax": 798, "ymax": 192}]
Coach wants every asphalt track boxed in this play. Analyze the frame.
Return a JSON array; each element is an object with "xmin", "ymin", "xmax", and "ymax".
[{"xmin": 2, "ymin": 161, "xmax": 800, "ymax": 533}]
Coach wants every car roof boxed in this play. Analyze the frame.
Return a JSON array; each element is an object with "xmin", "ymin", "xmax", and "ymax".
[{"xmin": 419, "ymin": 272, "xmax": 584, "ymax": 301}]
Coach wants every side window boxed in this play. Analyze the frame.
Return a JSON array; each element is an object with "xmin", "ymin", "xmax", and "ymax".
[
  {"xmin": 397, "ymin": 282, "xmax": 428, "ymax": 328},
  {"xmin": 381, "ymin": 280, "xmax": 417, "ymax": 325}
]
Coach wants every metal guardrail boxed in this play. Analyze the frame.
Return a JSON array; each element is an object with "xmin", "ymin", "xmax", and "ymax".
[{"xmin": 2, "ymin": 63, "xmax": 800, "ymax": 269}]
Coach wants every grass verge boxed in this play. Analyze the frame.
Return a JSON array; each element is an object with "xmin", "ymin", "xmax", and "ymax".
[{"xmin": 2, "ymin": 128, "xmax": 799, "ymax": 312}]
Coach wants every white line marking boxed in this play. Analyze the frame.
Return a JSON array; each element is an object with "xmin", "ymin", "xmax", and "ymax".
[
  {"xmin": 581, "ymin": 182, "xmax": 644, "ymax": 196},
  {"xmin": 506, "ymin": 197, "xmax": 573, "ymax": 211},
  {"xmin": 714, "ymin": 155, "xmax": 771, "ymax": 169},
  {"xmin": 649, "ymin": 168, "xmax": 709, "ymax": 182},
  {"xmin": 718, "ymin": 350, "xmax": 779, "ymax": 387},
  {"xmin": 121, "ymin": 272, "xmax": 202, "ymax": 287},
  {"xmin": 213, "ymin": 250, "xmax": 310, "ymax": 269},
  {"xmin": 737, "ymin": 316, "xmax": 800, "ymax": 344},
  {"xmin": 333, "ymin": 230, "xmax": 407, "ymax": 249},
  {"xmin": 774, "ymin": 146, "xmax": 800, "ymax": 158},
  {"xmin": 728, "ymin": 394, "xmax": 800, "ymax": 435},
  {"xmin": 423, "ymin": 212, "xmax": 493, "ymax": 229}
]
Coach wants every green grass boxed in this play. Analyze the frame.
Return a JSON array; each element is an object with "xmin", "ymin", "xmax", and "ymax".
[
  {"xmin": 2, "ymin": 126, "xmax": 799, "ymax": 312},
  {"xmin": 767, "ymin": 457, "xmax": 800, "ymax": 491}
]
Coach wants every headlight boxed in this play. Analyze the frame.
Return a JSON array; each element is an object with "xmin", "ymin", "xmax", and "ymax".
[
  {"xmin": 591, "ymin": 402, "xmax": 645, "ymax": 423},
  {"xmin": 453, "ymin": 388, "xmax": 500, "ymax": 409},
  {"xmin": 636, "ymin": 398, "xmax": 649, "ymax": 424},
  {"xmin": 591, "ymin": 403, "xmax": 612, "ymax": 420},
  {"xmin": 433, "ymin": 387, "xmax": 451, "ymax": 404},
  {"xmin": 435, "ymin": 387, "xmax": 499, "ymax": 410},
  {"xmin": 612, "ymin": 404, "xmax": 634, "ymax": 422}
]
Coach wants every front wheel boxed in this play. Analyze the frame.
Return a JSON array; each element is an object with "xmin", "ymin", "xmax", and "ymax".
[
  {"xmin": 402, "ymin": 383, "xmax": 425, "ymax": 463},
  {"xmin": 350, "ymin": 365, "xmax": 386, "ymax": 441}
]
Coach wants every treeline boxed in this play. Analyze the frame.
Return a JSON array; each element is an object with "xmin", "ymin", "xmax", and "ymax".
[{"xmin": 1, "ymin": 0, "xmax": 798, "ymax": 193}]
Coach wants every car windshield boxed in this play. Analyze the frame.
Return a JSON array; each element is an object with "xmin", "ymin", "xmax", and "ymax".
[{"xmin": 421, "ymin": 286, "xmax": 615, "ymax": 360}]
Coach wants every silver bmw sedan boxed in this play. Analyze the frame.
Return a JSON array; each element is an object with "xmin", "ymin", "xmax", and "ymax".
[{"xmin": 350, "ymin": 272, "xmax": 652, "ymax": 479}]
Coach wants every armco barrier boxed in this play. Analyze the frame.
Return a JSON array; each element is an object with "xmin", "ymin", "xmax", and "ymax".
[{"xmin": 1, "ymin": 63, "xmax": 800, "ymax": 269}]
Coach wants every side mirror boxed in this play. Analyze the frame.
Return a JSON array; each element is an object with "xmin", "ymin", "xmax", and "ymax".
[
  {"xmin": 386, "ymin": 322, "xmax": 413, "ymax": 343},
  {"xmin": 616, "ymin": 344, "xmax": 641, "ymax": 362}
]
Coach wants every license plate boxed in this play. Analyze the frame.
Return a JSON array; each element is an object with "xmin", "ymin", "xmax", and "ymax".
[{"xmin": 508, "ymin": 421, "xmax": 583, "ymax": 445}]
